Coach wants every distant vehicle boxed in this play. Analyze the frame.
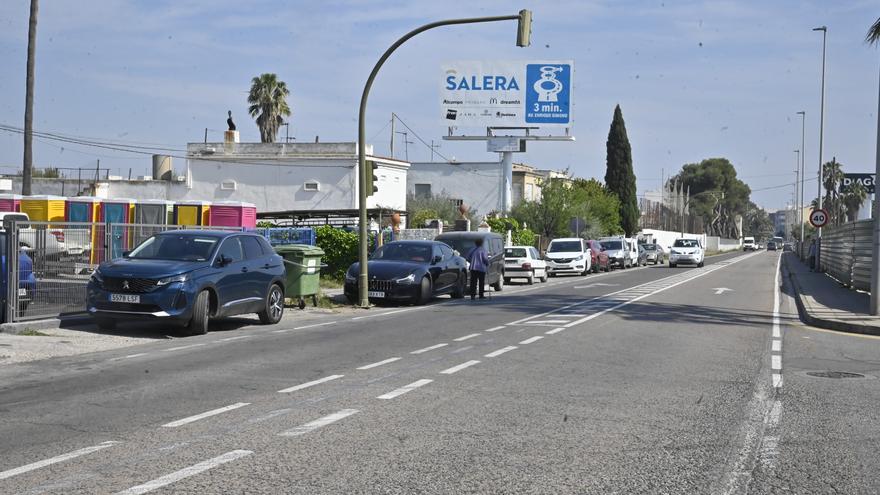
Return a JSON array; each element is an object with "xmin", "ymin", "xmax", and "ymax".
[
  {"xmin": 669, "ymin": 238, "xmax": 705, "ymax": 268},
  {"xmin": 783, "ymin": 242, "xmax": 794, "ymax": 252},
  {"xmin": 0, "ymin": 212, "xmax": 82, "ymax": 261},
  {"xmin": 625, "ymin": 238, "xmax": 639, "ymax": 266},
  {"xmin": 503, "ymin": 246, "xmax": 547, "ymax": 284},
  {"xmin": 435, "ymin": 232, "xmax": 505, "ymax": 291},
  {"xmin": 545, "ymin": 238, "xmax": 591, "ymax": 276},
  {"xmin": 345, "ymin": 240, "xmax": 467, "ymax": 305},
  {"xmin": 640, "ymin": 243, "xmax": 663, "ymax": 265},
  {"xmin": 599, "ymin": 236, "xmax": 631, "ymax": 269},
  {"xmin": 767, "ymin": 241, "xmax": 778, "ymax": 251},
  {"xmin": 743, "ymin": 237, "xmax": 756, "ymax": 251},
  {"xmin": 88, "ymin": 231, "xmax": 286, "ymax": 334},
  {"xmin": 586, "ymin": 240, "xmax": 610, "ymax": 272}
]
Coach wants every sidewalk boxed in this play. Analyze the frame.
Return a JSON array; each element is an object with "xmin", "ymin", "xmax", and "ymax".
[{"xmin": 783, "ymin": 252, "xmax": 880, "ymax": 336}]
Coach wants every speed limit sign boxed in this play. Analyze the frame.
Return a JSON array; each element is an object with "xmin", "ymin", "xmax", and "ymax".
[{"xmin": 809, "ymin": 208, "xmax": 829, "ymax": 228}]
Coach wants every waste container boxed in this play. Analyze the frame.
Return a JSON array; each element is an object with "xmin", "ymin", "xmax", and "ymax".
[{"xmin": 274, "ymin": 244, "xmax": 325, "ymax": 309}]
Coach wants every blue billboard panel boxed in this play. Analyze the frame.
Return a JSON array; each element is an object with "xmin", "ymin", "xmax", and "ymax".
[{"xmin": 525, "ymin": 63, "xmax": 572, "ymax": 125}]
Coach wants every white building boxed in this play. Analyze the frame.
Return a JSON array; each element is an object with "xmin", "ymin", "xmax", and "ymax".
[{"xmin": 407, "ymin": 161, "xmax": 503, "ymax": 216}]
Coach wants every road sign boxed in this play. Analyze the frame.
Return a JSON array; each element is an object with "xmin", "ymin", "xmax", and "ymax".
[
  {"xmin": 441, "ymin": 60, "xmax": 574, "ymax": 128},
  {"xmin": 809, "ymin": 208, "xmax": 829, "ymax": 228}
]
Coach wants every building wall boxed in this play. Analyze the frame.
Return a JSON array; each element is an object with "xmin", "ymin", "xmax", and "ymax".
[{"xmin": 407, "ymin": 161, "xmax": 502, "ymax": 216}]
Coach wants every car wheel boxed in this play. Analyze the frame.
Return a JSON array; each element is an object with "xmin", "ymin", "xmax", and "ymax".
[
  {"xmin": 187, "ymin": 290, "xmax": 211, "ymax": 335},
  {"xmin": 698, "ymin": 261, "xmax": 704, "ymax": 268},
  {"xmin": 95, "ymin": 317, "xmax": 116, "ymax": 331},
  {"xmin": 528, "ymin": 271, "xmax": 535, "ymax": 285},
  {"xmin": 415, "ymin": 276, "xmax": 432, "ymax": 305},
  {"xmin": 549, "ymin": 272, "xmax": 556, "ymax": 278},
  {"xmin": 258, "ymin": 284, "xmax": 285, "ymax": 324},
  {"xmin": 540, "ymin": 271, "xmax": 548, "ymax": 283},
  {"xmin": 451, "ymin": 272, "xmax": 466, "ymax": 299},
  {"xmin": 492, "ymin": 274, "xmax": 504, "ymax": 291}
]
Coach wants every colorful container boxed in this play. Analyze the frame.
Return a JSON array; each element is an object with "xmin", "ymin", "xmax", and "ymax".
[
  {"xmin": 174, "ymin": 201, "xmax": 211, "ymax": 226},
  {"xmin": 21, "ymin": 195, "xmax": 66, "ymax": 223},
  {"xmin": 0, "ymin": 194, "xmax": 22, "ymax": 213},
  {"xmin": 66, "ymin": 196, "xmax": 102, "ymax": 264},
  {"xmin": 135, "ymin": 199, "xmax": 174, "ymax": 225},
  {"xmin": 100, "ymin": 199, "xmax": 136, "ymax": 260},
  {"xmin": 209, "ymin": 201, "xmax": 257, "ymax": 229},
  {"xmin": 66, "ymin": 196, "xmax": 102, "ymax": 223}
]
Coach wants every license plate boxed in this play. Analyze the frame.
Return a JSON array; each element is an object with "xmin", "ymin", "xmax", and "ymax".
[
  {"xmin": 111, "ymin": 293, "xmax": 140, "ymax": 303},
  {"xmin": 17, "ymin": 288, "xmax": 27, "ymax": 297},
  {"xmin": 367, "ymin": 291, "xmax": 385, "ymax": 298}
]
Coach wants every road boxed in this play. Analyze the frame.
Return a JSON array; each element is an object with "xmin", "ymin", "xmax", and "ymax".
[{"xmin": 1, "ymin": 250, "xmax": 879, "ymax": 494}]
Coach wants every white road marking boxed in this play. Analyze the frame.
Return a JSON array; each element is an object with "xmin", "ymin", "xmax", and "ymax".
[
  {"xmin": 411, "ymin": 343, "xmax": 448, "ymax": 354},
  {"xmin": 771, "ymin": 355, "xmax": 782, "ymax": 370},
  {"xmin": 772, "ymin": 326, "xmax": 781, "ymax": 338},
  {"xmin": 294, "ymin": 321, "xmax": 338, "ymax": 330},
  {"xmin": 524, "ymin": 319, "xmax": 570, "ymax": 325},
  {"xmin": 440, "ymin": 360, "xmax": 481, "ymax": 374},
  {"xmin": 111, "ymin": 353, "xmax": 148, "ymax": 361},
  {"xmin": 453, "ymin": 333, "xmax": 481, "ymax": 342},
  {"xmin": 484, "ymin": 326, "xmax": 506, "ymax": 332},
  {"xmin": 376, "ymin": 379, "xmax": 433, "ymax": 399},
  {"xmin": 771, "ymin": 340, "xmax": 781, "ymax": 352},
  {"xmin": 485, "ymin": 346, "xmax": 517, "ymax": 358},
  {"xmin": 0, "ymin": 441, "xmax": 120, "ymax": 481},
  {"xmin": 451, "ymin": 345, "xmax": 474, "ymax": 354},
  {"xmin": 278, "ymin": 409, "xmax": 359, "ymax": 437},
  {"xmin": 519, "ymin": 336, "xmax": 544, "ymax": 345},
  {"xmin": 772, "ymin": 373, "xmax": 783, "ymax": 388},
  {"xmin": 116, "ymin": 450, "xmax": 252, "ymax": 495},
  {"xmin": 161, "ymin": 402, "xmax": 250, "ymax": 428},
  {"xmin": 277, "ymin": 374, "xmax": 344, "ymax": 393},
  {"xmin": 713, "ymin": 287, "xmax": 733, "ymax": 295},
  {"xmin": 545, "ymin": 327, "xmax": 565, "ymax": 335},
  {"xmin": 218, "ymin": 335, "xmax": 252, "ymax": 342},
  {"xmin": 357, "ymin": 357, "xmax": 401, "ymax": 370},
  {"xmin": 766, "ymin": 400, "xmax": 782, "ymax": 428},
  {"xmin": 164, "ymin": 343, "xmax": 206, "ymax": 352},
  {"xmin": 352, "ymin": 308, "xmax": 414, "ymax": 320}
]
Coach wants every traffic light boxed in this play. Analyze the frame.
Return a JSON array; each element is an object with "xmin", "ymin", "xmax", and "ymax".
[
  {"xmin": 365, "ymin": 160, "xmax": 379, "ymax": 197},
  {"xmin": 517, "ymin": 9, "xmax": 532, "ymax": 47}
]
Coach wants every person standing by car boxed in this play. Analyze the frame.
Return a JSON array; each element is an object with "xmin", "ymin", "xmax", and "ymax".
[{"xmin": 466, "ymin": 238, "xmax": 489, "ymax": 300}]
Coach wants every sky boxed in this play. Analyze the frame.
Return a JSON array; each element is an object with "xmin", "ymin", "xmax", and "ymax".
[{"xmin": 0, "ymin": 0, "xmax": 878, "ymax": 210}]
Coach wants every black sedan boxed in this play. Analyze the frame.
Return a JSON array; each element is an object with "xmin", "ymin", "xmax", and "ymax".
[{"xmin": 344, "ymin": 241, "xmax": 467, "ymax": 305}]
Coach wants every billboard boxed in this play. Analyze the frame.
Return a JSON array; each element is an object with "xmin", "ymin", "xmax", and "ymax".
[
  {"xmin": 841, "ymin": 173, "xmax": 875, "ymax": 194},
  {"xmin": 441, "ymin": 60, "xmax": 574, "ymax": 128}
]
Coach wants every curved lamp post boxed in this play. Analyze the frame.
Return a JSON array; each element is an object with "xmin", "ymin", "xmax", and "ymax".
[{"xmin": 356, "ymin": 11, "xmax": 533, "ymax": 308}]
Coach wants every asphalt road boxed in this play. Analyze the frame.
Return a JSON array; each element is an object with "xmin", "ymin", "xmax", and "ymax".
[{"xmin": 1, "ymin": 250, "xmax": 879, "ymax": 494}]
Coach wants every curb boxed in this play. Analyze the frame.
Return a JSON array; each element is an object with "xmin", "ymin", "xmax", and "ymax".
[
  {"xmin": 0, "ymin": 315, "xmax": 94, "ymax": 335},
  {"xmin": 782, "ymin": 255, "xmax": 880, "ymax": 336}
]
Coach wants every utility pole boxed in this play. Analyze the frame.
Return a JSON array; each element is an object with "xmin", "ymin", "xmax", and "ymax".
[
  {"xmin": 797, "ymin": 111, "xmax": 806, "ymax": 245},
  {"xmin": 395, "ymin": 131, "xmax": 413, "ymax": 161},
  {"xmin": 794, "ymin": 149, "xmax": 800, "ymax": 240},
  {"xmin": 814, "ymin": 26, "xmax": 828, "ymax": 247},
  {"xmin": 22, "ymin": 0, "xmax": 38, "ymax": 196},
  {"xmin": 430, "ymin": 140, "xmax": 441, "ymax": 162},
  {"xmin": 390, "ymin": 113, "xmax": 396, "ymax": 158}
]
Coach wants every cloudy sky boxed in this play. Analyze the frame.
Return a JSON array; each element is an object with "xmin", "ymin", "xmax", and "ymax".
[{"xmin": 0, "ymin": 0, "xmax": 877, "ymax": 209}]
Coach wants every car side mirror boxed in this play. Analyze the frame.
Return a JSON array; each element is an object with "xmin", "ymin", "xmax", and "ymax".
[
  {"xmin": 122, "ymin": 250, "xmax": 131, "ymax": 258},
  {"xmin": 453, "ymin": 250, "xmax": 460, "ymax": 257},
  {"xmin": 216, "ymin": 254, "xmax": 231, "ymax": 267},
  {"xmin": 432, "ymin": 255, "xmax": 443, "ymax": 264}
]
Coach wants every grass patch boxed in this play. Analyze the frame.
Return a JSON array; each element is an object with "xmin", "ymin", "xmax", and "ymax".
[
  {"xmin": 319, "ymin": 277, "xmax": 344, "ymax": 290},
  {"xmin": 19, "ymin": 329, "xmax": 50, "ymax": 336},
  {"xmin": 316, "ymin": 294, "xmax": 343, "ymax": 309}
]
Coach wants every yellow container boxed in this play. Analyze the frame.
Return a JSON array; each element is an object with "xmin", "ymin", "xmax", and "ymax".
[
  {"xmin": 21, "ymin": 195, "xmax": 66, "ymax": 223},
  {"xmin": 174, "ymin": 201, "xmax": 211, "ymax": 226}
]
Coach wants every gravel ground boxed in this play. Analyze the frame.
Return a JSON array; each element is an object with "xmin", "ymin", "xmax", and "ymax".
[{"xmin": 0, "ymin": 327, "xmax": 158, "ymax": 364}]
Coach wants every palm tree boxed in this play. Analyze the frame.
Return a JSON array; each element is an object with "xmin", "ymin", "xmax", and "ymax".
[
  {"xmin": 247, "ymin": 73, "xmax": 291, "ymax": 143},
  {"xmin": 867, "ymin": 17, "xmax": 880, "ymax": 44},
  {"xmin": 843, "ymin": 181, "xmax": 868, "ymax": 222},
  {"xmin": 822, "ymin": 157, "xmax": 845, "ymax": 225},
  {"xmin": 22, "ymin": 0, "xmax": 38, "ymax": 195}
]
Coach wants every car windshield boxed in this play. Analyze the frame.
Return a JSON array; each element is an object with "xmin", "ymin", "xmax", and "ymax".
[
  {"xmin": 600, "ymin": 241, "xmax": 622, "ymax": 250},
  {"xmin": 673, "ymin": 239, "xmax": 700, "ymax": 248},
  {"xmin": 642, "ymin": 245, "xmax": 657, "ymax": 251},
  {"xmin": 505, "ymin": 248, "xmax": 527, "ymax": 258},
  {"xmin": 548, "ymin": 241, "xmax": 582, "ymax": 252},
  {"xmin": 128, "ymin": 234, "xmax": 219, "ymax": 261},
  {"xmin": 371, "ymin": 243, "xmax": 432, "ymax": 262}
]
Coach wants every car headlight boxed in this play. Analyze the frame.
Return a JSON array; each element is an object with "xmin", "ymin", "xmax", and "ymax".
[
  {"xmin": 345, "ymin": 272, "xmax": 356, "ymax": 283},
  {"xmin": 157, "ymin": 274, "xmax": 188, "ymax": 286},
  {"xmin": 670, "ymin": 250, "xmax": 679, "ymax": 255},
  {"xmin": 395, "ymin": 273, "xmax": 416, "ymax": 284},
  {"xmin": 89, "ymin": 269, "xmax": 103, "ymax": 285}
]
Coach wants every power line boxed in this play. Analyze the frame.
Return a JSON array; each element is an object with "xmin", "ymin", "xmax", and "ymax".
[{"xmin": 392, "ymin": 115, "xmax": 455, "ymax": 164}]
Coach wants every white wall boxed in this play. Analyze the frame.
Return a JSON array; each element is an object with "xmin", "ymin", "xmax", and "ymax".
[{"xmin": 408, "ymin": 161, "xmax": 502, "ymax": 216}]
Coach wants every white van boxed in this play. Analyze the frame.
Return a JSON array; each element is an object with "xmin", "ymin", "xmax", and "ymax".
[
  {"xmin": 743, "ymin": 237, "xmax": 756, "ymax": 251},
  {"xmin": 599, "ymin": 236, "xmax": 638, "ymax": 269}
]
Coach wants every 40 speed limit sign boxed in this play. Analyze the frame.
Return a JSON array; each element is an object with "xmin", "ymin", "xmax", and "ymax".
[{"xmin": 809, "ymin": 208, "xmax": 829, "ymax": 228}]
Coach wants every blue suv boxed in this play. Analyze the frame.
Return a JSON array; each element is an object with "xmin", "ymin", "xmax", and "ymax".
[{"xmin": 87, "ymin": 230, "xmax": 286, "ymax": 335}]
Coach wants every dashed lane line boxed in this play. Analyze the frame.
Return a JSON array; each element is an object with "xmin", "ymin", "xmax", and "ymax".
[
  {"xmin": 771, "ymin": 355, "xmax": 781, "ymax": 370},
  {"xmin": 357, "ymin": 357, "xmax": 402, "ymax": 370},
  {"xmin": 484, "ymin": 326, "xmax": 506, "ymax": 332},
  {"xmin": 376, "ymin": 379, "xmax": 433, "ymax": 399},
  {"xmin": 519, "ymin": 336, "xmax": 544, "ymax": 345},
  {"xmin": 277, "ymin": 374, "xmax": 344, "ymax": 394},
  {"xmin": 453, "ymin": 333, "xmax": 481, "ymax": 342},
  {"xmin": 278, "ymin": 409, "xmax": 360, "ymax": 437},
  {"xmin": 0, "ymin": 441, "xmax": 120, "ymax": 481},
  {"xmin": 115, "ymin": 450, "xmax": 253, "ymax": 495},
  {"xmin": 164, "ymin": 343, "xmax": 206, "ymax": 352},
  {"xmin": 217, "ymin": 335, "xmax": 253, "ymax": 342},
  {"xmin": 771, "ymin": 340, "xmax": 781, "ymax": 352},
  {"xmin": 772, "ymin": 374, "xmax": 783, "ymax": 388},
  {"xmin": 485, "ymin": 346, "xmax": 517, "ymax": 358},
  {"xmin": 410, "ymin": 343, "xmax": 448, "ymax": 354},
  {"xmin": 440, "ymin": 360, "xmax": 480, "ymax": 375},
  {"xmin": 161, "ymin": 403, "xmax": 250, "ymax": 428},
  {"xmin": 545, "ymin": 327, "xmax": 565, "ymax": 335}
]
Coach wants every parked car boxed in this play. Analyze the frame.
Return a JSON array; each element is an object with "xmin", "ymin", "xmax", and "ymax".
[
  {"xmin": 767, "ymin": 241, "xmax": 778, "ymax": 251},
  {"xmin": 669, "ymin": 238, "xmax": 705, "ymax": 268},
  {"xmin": 783, "ymin": 242, "xmax": 794, "ymax": 252},
  {"xmin": 87, "ymin": 230, "xmax": 286, "ymax": 334},
  {"xmin": 345, "ymin": 240, "xmax": 467, "ymax": 305},
  {"xmin": 545, "ymin": 238, "xmax": 591, "ymax": 276},
  {"xmin": 0, "ymin": 212, "xmax": 77, "ymax": 261},
  {"xmin": 435, "ymin": 232, "xmax": 505, "ymax": 291},
  {"xmin": 503, "ymin": 246, "xmax": 547, "ymax": 284},
  {"xmin": 639, "ymin": 243, "xmax": 664, "ymax": 265},
  {"xmin": 743, "ymin": 237, "xmax": 757, "ymax": 251},
  {"xmin": 599, "ymin": 236, "xmax": 631, "ymax": 269},
  {"xmin": 586, "ymin": 240, "xmax": 610, "ymax": 272}
]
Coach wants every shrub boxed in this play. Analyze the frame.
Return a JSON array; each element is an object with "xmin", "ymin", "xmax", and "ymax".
[{"xmin": 315, "ymin": 225, "xmax": 359, "ymax": 280}]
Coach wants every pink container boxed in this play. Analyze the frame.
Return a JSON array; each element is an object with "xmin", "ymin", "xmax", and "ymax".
[
  {"xmin": 208, "ymin": 201, "xmax": 257, "ymax": 228},
  {"xmin": 0, "ymin": 194, "xmax": 22, "ymax": 212}
]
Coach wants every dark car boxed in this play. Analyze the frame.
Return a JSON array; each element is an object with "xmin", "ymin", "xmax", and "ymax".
[
  {"xmin": 87, "ymin": 230, "xmax": 286, "ymax": 335},
  {"xmin": 767, "ymin": 241, "xmax": 778, "ymax": 251},
  {"xmin": 434, "ymin": 231, "xmax": 506, "ymax": 291},
  {"xmin": 586, "ymin": 240, "xmax": 610, "ymax": 272},
  {"xmin": 344, "ymin": 240, "xmax": 467, "ymax": 305}
]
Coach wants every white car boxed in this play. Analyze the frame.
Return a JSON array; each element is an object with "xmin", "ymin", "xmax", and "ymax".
[
  {"xmin": 669, "ymin": 238, "xmax": 705, "ymax": 268},
  {"xmin": 503, "ymin": 246, "xmax": 547, "ymax": 284},
  {"xmin": 599, "ymin": 236, "xmax": 632, "ymax": 269},
  {"xmin": 545, "ymin": 238, "xmax": 591, "ymax": 276}
]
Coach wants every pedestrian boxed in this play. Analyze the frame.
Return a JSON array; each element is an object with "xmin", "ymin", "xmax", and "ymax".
[
  {"xmin": 807, "ymin": 238, "xmax": 816, "ymax": 272},
  {"xmin": 466, "ymin": 238, "xmax": 489, "ymax": 300}
]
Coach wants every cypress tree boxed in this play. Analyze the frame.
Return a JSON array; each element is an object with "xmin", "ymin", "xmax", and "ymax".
[{"xmin": 604, "ymin": 104, "xmax": 639, "ymax": 236}]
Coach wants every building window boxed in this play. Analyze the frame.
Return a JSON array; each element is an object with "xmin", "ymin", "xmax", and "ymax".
[
  {"xmin": 526, "ymin": 183, "xmax": 534, "ymax": 200},
  {"xmin": 304, "ymin": 181, "xmax": 320, "ymax": 192},
  {"xmin": 414, "ymin": 184, "xmax": 432, "ymax": 198}
]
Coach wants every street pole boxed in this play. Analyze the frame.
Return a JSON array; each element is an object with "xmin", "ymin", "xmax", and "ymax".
[
  {"xmin": 814, "ymin": 26, "xmax": 827, "ymax": 252},
  {"xmin": 356, "ymin": 11, "xmax": 529, "ymax": 308},
  {"xmin": 797, "ymin": 111, "xmax": 806, "ymax": 247},
  {"xmin": 871, "ymin": 50, "xmax": 880, "ymax": 313},
  {"xmin": 501, "ymin": 151, "xmax": 513, "ymax": 214},
  {"xmin": 794, "ymin": 149, "xmax": 799, "ymax": 239}
]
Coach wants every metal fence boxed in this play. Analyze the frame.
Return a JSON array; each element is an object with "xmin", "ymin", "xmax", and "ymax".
[
  {"xmin": 3, "ymin": 221, "xmax": 243, "ymax": 322},
  {"xmin": 819, "ymin": 219, "xmax": 873, "ymax": 291}
]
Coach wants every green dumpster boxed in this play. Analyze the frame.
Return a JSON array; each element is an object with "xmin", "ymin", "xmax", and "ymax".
[{"xmin": 274, "ymin": 244, "xmax": 325, "ymax": 309}]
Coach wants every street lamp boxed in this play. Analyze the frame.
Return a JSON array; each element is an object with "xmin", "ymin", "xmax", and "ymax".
[
  {"xmin": 793, "ymin": 149, "xmax": 800, "ymax": 239},
  {"xmin": 867, "ymin": 19, "xmax": 880, "ymax": 314},
  {"xmin": 813, "ymin": 26, "xmax": 827, "ymax": 245},
  {"xmin": 797, "ymin": 110, "xmax": 806, "ymax": 245},
  {"xmin": 355, "ymin": 10, "xmax": 533, "ymax": 308}
]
